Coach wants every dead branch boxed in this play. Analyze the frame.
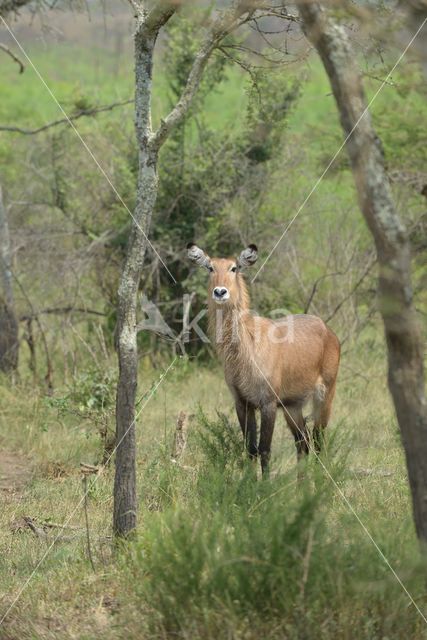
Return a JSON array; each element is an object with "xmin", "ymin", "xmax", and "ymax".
[
  {"xmin": 29, "ymin": 518, "xmax": 82, "ymax": 531},
  {"xmin": 0, "ymin": 98, "xmax": 133, "ymax": 135},
  {"xmin": 80, "ymin": 462, "xmax": 100, "ymax": 476},
  {"xmin": 304, "ymin": 269, "xmax": 346, "ymax": 314},
  {"xmin": 22, "ymin": 516, "xmax": 80, "ymax": 542}
]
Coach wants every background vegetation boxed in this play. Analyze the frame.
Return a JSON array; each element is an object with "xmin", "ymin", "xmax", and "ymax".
[{"xmin": 0, "ymin": 3, "xmax": 426, "ymax": 638}]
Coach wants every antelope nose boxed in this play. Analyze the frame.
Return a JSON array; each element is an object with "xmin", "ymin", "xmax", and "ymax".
[{"xmin": 213, "ymin": 287, "xmax": 228, "ymax": 298}]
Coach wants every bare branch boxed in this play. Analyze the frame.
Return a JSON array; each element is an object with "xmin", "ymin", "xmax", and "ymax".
[
  {"xmin": 19, "ymin": 306, "xmax": 106, "ymax": 321},
  {"xmin": 257, "ymin": 8, "xmax": 301, "ymax": 23},
  {"xmin": 324, "ymin": 258, "xmax": 376, "ymax": 324},
  {"xmin": 217, "ymin": 45, "xmax": 259, "ymax": 82},
  {"xmin": 304, "ymin": 270, "xmax": 342, "ymax": 314},
  {"xmin": 0, "ymin": 98, "xmax": 133, "ymax": 135},
  {"xmin": 0, "ymin": 42, "xmax": 24, "ymax": 72}
]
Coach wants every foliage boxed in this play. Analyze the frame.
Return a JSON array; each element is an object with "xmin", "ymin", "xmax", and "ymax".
[
  {"xmin": 47, "ymin": 367, "xmax": 116, "ymax": 413},
  {"xmin": 123, "ymin": 411, "xmax": 424, "ymax": 639}
]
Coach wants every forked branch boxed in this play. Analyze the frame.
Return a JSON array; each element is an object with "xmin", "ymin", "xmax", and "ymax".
[{"xmin": 150, "ymin": 0, "xmax": 258, "ymax": 151}]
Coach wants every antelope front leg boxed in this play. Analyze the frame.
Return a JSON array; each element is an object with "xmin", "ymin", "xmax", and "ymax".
[
  {"xmin": 235, "ymin": 397, "xmax": 258, "ymax": 458},
  {"xmin": 259, "ymin": 401, "xmax": 277, "ymax": 476}
]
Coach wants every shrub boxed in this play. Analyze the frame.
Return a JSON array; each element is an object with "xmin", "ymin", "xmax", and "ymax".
[{"xmin": 122, "ymin": 413, "xmax": 425, "ymax": 639}]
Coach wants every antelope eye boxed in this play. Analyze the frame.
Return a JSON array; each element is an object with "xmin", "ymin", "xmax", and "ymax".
[{"xmin": 231, "ymin": 266, "xmax": 237, "ymax": 273}]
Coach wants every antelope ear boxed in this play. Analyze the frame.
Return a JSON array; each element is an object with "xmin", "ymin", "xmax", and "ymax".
[
  {"xmin": 187, "ymin": 243, "xmax": 212, "ymax": 270},
  {"xmin": 237, "ymin": 244, "xmax": 258, "ymax": 269}
]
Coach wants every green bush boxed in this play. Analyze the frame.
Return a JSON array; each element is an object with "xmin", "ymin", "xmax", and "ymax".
[{"xmin": 122, "ymin": 413, "xmax": 425, "ymax": 639}]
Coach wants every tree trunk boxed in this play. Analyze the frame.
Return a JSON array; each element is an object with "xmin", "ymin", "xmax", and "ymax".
[
  {"xmin": 113, "ymin": 27, "xmax": 159, "ymax": 537},
  {"xmin": 299, "ymin": 2, "xmax": 427, "ymax": 547},
  {"xmin": 113, "ymin": 0, "xmax": 253, "ymax": 537},
  {"xmin": 0, "ymin": 184, "xmax": 18, "ymax": 373},
  {"xmin": 403, "ymin": 1, "xmax": 427, "ymax": 79}
]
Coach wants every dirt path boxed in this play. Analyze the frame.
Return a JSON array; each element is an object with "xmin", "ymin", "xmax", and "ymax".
[{"xmin": 0, "ymin": 451, "xmax": 32, "ymax": 492}]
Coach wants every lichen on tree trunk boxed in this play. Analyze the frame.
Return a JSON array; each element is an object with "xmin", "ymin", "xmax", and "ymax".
[{"xmin": 113, "ymin": 25, "xmax": 159, "ymax": 537}]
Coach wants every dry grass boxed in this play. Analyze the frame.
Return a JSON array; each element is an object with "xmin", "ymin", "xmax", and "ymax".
[{"xmin": 0, "ymin": 341, "xmax": 425, "ymax": 639}]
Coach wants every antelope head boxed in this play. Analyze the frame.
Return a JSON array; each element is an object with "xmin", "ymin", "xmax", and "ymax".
[{"xmin": 187, "ymin": 243, "xmax": 258, "ymax": 307}]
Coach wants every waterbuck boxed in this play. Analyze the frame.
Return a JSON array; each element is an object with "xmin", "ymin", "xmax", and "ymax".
[{"xmin": 187, "ymin": 243, "xmax": 341, "ymax": 474}]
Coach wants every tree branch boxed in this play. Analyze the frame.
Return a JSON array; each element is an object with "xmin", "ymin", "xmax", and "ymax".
[
  {"xmin": 19, "ymin": 306, "xmax": 106, "ymax": 321},
  {"xmin": 143, "ymin": 0, "xmax": 177, "ymax": 33},
  {"xmin": 150, "ymin": 0, "xmax": 257, "ymax": 151},
  {"xmin": 0, "ymin": 42, "xmax": 24, "ymax": 72},
  {"xmin": 0, "ymin": 98, "xmax": 133, "ymax": 135},
  {"xmin": 324, "ymin": 258, "xmax": 376, "ymax": 323}
]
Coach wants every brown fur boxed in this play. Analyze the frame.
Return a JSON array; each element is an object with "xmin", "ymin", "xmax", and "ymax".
[
  {"xmin": 187, "ymin": 244, "xmax": 340, "ymax": 473},
  {"xmin": 206, "ymin": 256, "xmax": 340, "ymax": 473}
]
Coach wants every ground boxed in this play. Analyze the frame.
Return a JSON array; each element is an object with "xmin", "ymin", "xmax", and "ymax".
[
  {"xmin": 0, "ymin": 451, "xmax": 32, "ymax": 493},
  {"xmin": 0, "ymin": 344, "xmax": 426, "ymax": 639}
]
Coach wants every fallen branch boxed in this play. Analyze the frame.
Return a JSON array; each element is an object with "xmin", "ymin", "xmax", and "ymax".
[
  {"xmin": 22, "ymin": 516, "xmax": 80, "ymax": 542},
  {"xmin": 80, "ymin": 462, "xmax": 100, "ymax": 476},
  {"xmin": 29, "ymin": 518, "xmax": 82, "ymax": 531}
]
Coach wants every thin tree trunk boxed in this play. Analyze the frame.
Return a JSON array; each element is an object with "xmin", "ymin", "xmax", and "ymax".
[
  {"xmin": 113, "ymin": 24, "xmax": 160, "ymax": 537},
  {"xmin": 403, "ymin": 1, "xmax": 427, "ymax": 79},
  {"xmin": 113, "ymin": 0, "xmax": 254, "ymax": 538},
  {"xmin": 0, "ymin": 184, "xmax": 18, "ymax": 373},
  {"xmin": 299, "ymin": 2, "xmax": 427, "ymax": 546}
]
